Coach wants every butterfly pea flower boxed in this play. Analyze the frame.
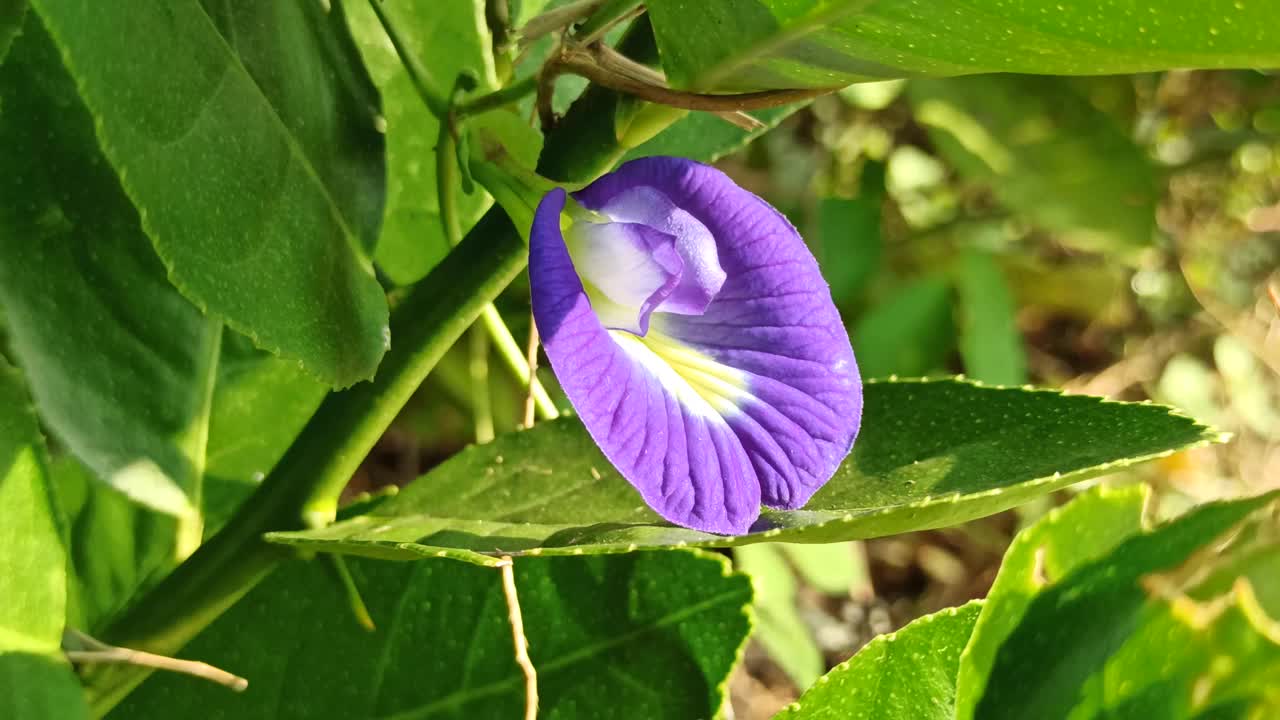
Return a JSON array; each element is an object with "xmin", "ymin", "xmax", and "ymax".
[{"xmin": 530, "ymin": 157, "xmax": 862, "ymax": 535}]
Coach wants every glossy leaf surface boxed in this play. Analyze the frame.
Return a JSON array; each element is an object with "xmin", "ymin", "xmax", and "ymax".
[
  {"xmin": 268, "ymin": 379, "xmax": 1217, "ymax": 564},
  {"xmin": 645, "ymin": 0, "xmax": 1280, "ymax": 91},
  {"xmin": 0, "ymin": 361, "xmax": 87, "ymax": 720},
  {"xmin": 113, "ymin": 551, "xmax": 751, "ymax": 720},
  {"xmin": 28, "ymin": 0, "xmax": 389, "ymax": 386},
  {"xmin": 775, "ymin": 601, "xmax": 983, "ymax": 720}
]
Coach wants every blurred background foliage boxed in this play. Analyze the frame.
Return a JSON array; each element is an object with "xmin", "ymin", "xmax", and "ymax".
[{"xmin": 346, "ymin": 65, "xmax": 1279, "ymax": 719}]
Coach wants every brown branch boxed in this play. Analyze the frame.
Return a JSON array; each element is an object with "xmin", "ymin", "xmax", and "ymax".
[
  {"xmin": 558, "ymin": 44, "xmax": 834, "ymax": 113},
  {"xmin": 498, "ymin": 557, "xmax": 538, "ymax": 720},
  {"xmin": 519, "ymin": 0, "xmax": 605, "ymax": 45},
  {"xmin": 537, "ymin": 41, "xmax": 832, "ymax": 129},
  {"xmin": 522, "ymin": 318, "xmax": 541, "ymax": 429},
  {"xmin": 592, "ymin": 45, "xmax": 766, "ymax": 131},
  {"xmin": 64, "ymin": 630, "xmax": 248, "ymax": 694}
]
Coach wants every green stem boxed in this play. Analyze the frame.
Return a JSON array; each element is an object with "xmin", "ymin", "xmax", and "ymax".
[
  {"xmin": 468, "ymin": 326, "xmax": 495, "ymax": 443},
  {"xmin": 438, "ymin": 114, "xmax": 495, "ymax": 443},
  {"xmin": 480, "ymin": 305, "xmax": 558, "ymax": 420},
  {"xmin": 173, "ymin": 319, "xmax": 222, "ymax": 560},
  {"xmin": 457, "ymin": 75, "xmax": 538, "ymax": 117},
  {"xmin": 438, "ymin": 118, "xmax": 464, "ymax": 246},
  {"xmin": 439, "ymin": 113, "xmax": 555, "ymax": 423},
  {"xmin": 83, "ymin": 210, "xmax": 528, "ymax": 716},
  {"xmin": 324, "ymin": 555, "xmax": 376, "ymax": 632},
  {"xmin": 367, "ymin": 0, "xmax": 447, "ymax": 117}
]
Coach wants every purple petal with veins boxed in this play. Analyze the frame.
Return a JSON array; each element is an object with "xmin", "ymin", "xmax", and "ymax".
[{"xmin": 530, "ymin": 156, "xmax": 862, "ymax": 535}]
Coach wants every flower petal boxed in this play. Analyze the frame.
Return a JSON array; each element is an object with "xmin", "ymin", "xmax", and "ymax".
[
  {"xmin": 531, "ymin": 188, "xmax": 761, "ymax": 534},
  {"xmin": 594, "ymin": 186, "xmax": 726, "ymax": 316},
  {"xmin": 564, "ymin": 220, "xmax": 682, "ymax": 336},
  {"xmin": 532, "ymin": 158, "xmax": 862, "ymax": 535},
  {"xmin": 574, "ymin": 158, "xmax": 862, "ymax": 512}
]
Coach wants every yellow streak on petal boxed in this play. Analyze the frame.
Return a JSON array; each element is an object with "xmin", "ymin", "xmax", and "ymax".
[{"xmin": 609, "ymin": 328, "xmax": 750, "ymax": 417}]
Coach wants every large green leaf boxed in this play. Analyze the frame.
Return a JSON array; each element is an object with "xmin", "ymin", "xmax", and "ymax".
[
  {"xmin": 910, "ymin": 75, "xmax": 1157, "ymax": 251},
  {"xmin": 645, "ymin": 0, "xmax": 1280, "ymax": 92},
  {"xmin": 969, "ymin": 491, "xmax": 1280, "ymax": 719},
  {"xmin": 268, "ymin": 379, "xmax": 1218, "ymax": 565},
  {"xmin": 2, "ymin": 17, "xmax": 329, "ymax": 621},
  {"xmin": 113, "ymin": 551, "xmax": 751, "ymax": 719},
  {"xmin": 50, "ymin": 338, "xmax": 325, "ymax": 630},
  {"xmin": 774, "ymin": 601, "xmax": 983, "ymax": 720},
  {"xmin": 0, "ymin": 18, "xmax": 217, "ymax": 519},
  {"xmin": 27, "ymin": 0, "xmax": 389, "ymax": 386},
  {"xmin": 954, "ymin": 484, "xmax": 1152, "ymax": 720},
  {"xmin": 2, "ymin": 18, "xmax": 324, "ymax": 528},
  {"xmin": 0, "ymin": 360, "xmax": 88, "ymax": 720},
  {"xmin": 1069, "ymin": 533, "xmax": 1280, "ymax": 719},
  {"xmin": 197, "ymin": 0, "xmax": 385, "ymax": 252}
]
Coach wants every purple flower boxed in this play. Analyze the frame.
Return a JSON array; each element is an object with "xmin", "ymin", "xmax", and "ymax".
[{"xmin": 530, "ymin": 157, "xmax": 862, "ymax": 535}]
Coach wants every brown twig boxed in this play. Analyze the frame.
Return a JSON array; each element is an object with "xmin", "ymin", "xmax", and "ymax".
[
  {"xmin": 538, "ymin": 41, "xmax": 832, "ymax": 130},
  {"xmin": 497, "ymin": 556, "xmax": 538, "ymax": 720},
  {"xmin": 592, "ymin": 45, "xmax": 766, "ymax": 131},
  {"xmin": 519, "ymin": 0, "xmax": 606, "ymax": 45},
  {"xmin": 561, "ymin": 43, "xmax": 835, "ymax": 110},
  {"xmin": 64, "ymin": 630, "xmax": 247, "ymax": 692},
  {"xmin": 573, "ymin": 1, "xmax": 647, "ymax": 46},
  {"xmin": 522, "ymin": 317, "xmax": 542, "ymax": 429}
]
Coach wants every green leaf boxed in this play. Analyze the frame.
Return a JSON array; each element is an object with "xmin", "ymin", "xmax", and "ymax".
[
  {"xmin": 0, "ymin": 360, "xmax": 88, "ymax": 720},
  {"xmin": 0, "ymin": 18, "xmax": 216, "ymax": 519},
  {"xmin": 27, "ymin": 0, "xmax": 389, "ymax": 386},
  {"xmin": 55, "ymin": 457, "xmax": 178, "ymax": 633},
  {"xmin": 0, "ymin": 0, "xmax": 23, "ymax": 62},
  {"xmin": 1, "ymin": 21, "xmax": 346, "ymax": 632},
  {"xmin": 1084, "ymin": 560, "xmax": 1280, "ymax": 719},
  {"xmin": 624, "ymin": 106, "xmax": 799, "ymax": 164},
  {"xmin": 954, "ymin": 484, "xmax": 1152, "ymax": 720},
  {"xmin": 852, "ymin": 276, "xmax": 955, "ymax": 378},
  {"xmin": 813, "ymin": 180, "xmax": 884, "ymax": 304},
  {"xmin": 2, "ymin": 18, "xmax": 331, "ymax": 618},
  {"xmin": 49, "ymin": 339, "xmax": 324, "ymax": 629},
  {"xmin": 644, "ymin": 0, "xmax": 1280, "ymax": 92},
  {"xmin": 774, "ymin": 601, "xmax": 983, "ymax": 720},
  {"xmin": 910, "ymin": 75, "xmax": 1158, "ymax": 251},
  {"xmin": 197, "ymin": 0, "xmax": 386, "ymax": 253},
  {"xmin": 347, "ymin": 0, "xmax": 511, "ymax": 286},
  {"xmin": 267, "ymin": 379, "xmax": 1218, "ymax": 564},
  {"xmin": 202, "ymin": 333, "xmax": 325, "ymax": 535},
  {"xmin": 956, "ymin": 250, "xmax": 1027, "ymax": 385},
  {"xmin": 113, "ymin": 551, "xmax": 752, "ymax": 719},
  {"xmin": 969, "ymin": 491, "xmax": 1280, "ymax": 719},
  {"xmin": 736, "ymin": 544, "xmax": 825, "ymax": 689},
  {"xmin": 779, "ymin": 542, "xmax": 870, "ymax": 597}
]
